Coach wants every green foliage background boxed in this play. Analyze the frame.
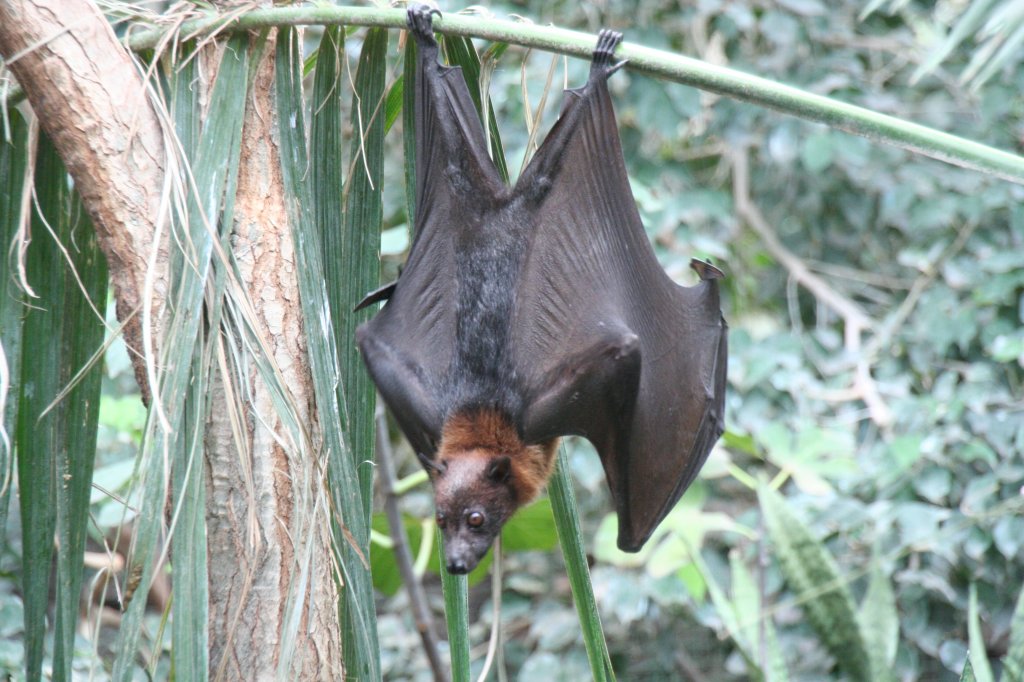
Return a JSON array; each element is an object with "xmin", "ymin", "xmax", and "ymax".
[
  {"xmin": 376, "ymin": 1, "xmax": 1024, "ymax": 680},
  {"xmin": 1, "ymin": 0, "xmax": 1023, "ymax": 680}
]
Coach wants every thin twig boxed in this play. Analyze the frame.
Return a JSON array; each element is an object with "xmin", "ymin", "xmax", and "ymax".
[
  {"xmin": 675, "ymin": 645, "xmax": 710, "ymax": 682},
  {"xmin": 374, "ymin": 405, "xmax": 447, "ymax": 682},
  {"xmin": 731, "ymin": 148, "xmax": 895, "ymax": 427},
  {"xmin": 476, "ymin": 537, "xmax": 503, "ymax": 682},
  {"xmin": 731, "ymin": 149, "xmax": 871, "ymax": 350}
]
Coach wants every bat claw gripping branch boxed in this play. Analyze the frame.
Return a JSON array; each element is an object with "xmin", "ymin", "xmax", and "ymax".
[
  {"xmin": 591, "ymin": 28, "xmax": 628, "ymax": 80},
  {"xmin": 407, "ymin": 3, "xmax": 441, "ymax": 48}
]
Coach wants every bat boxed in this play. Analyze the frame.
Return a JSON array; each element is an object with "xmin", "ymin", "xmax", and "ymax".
[{"xmin": 357, "ymin": 5, "xmax": 727, "ymax": 574}]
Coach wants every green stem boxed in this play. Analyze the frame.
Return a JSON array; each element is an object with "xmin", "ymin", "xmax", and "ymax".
[
  {"xmin": 549, "ymin": 447, "xmax": 615, "ymax": 681},
  {"xmin": 437, "ymin": 528, "xmax": 471, "ymax": 682},
  {"xmin": 117, "ymin": 5, "xmax": 1024, "ymax": 184}
]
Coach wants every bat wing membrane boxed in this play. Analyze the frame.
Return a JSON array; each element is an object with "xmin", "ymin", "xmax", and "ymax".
[{"xmin": 515, "ymin": 52, "xmax": 727, "ymax": 551}]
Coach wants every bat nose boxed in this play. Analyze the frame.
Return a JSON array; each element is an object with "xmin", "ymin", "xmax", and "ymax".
[{"xmin": 447, "ymin": 559, "xmax": 470, "ymax": 574}]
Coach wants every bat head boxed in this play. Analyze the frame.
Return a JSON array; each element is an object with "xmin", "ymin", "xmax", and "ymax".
[{"xmin": 431, "ymin": 452, "xmax": 517, "ymax": 574}]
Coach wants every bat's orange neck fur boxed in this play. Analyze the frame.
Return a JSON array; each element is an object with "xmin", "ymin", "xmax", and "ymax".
[{"xmin": 437, "ymin": 409, "xmax": 559, "ymax": 503}]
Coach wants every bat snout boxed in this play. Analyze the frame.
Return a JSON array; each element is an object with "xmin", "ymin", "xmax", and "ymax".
[
  {"xmin": 446, "ymin": 558, "xmax": 472, "ymax": 574},
  {"xmin": 444, "ymin": 544, "xmax": 484, "ymax": 574}
]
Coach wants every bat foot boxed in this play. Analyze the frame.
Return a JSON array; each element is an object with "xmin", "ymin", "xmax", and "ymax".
[
  {"xmin": 591, "ymin": 29, "xmax": 627, "ymax": 80},
  {"xmin": 407, "ymin": 3, "xmax": 441, "ymax": 46}
]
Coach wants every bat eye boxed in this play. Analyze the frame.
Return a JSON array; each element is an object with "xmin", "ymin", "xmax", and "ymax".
[
  {"xmin": 436, "ymin": 512, "xmax": 446, "ymax": 527},
  {"xmin": 466, "ymin": 511, "xmax": 485, "ymax": 528}
]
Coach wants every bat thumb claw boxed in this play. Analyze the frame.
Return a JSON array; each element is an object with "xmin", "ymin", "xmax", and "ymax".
[{"xmin": 690, "ymin": 258, "xmax": 725, "ymax": 281}]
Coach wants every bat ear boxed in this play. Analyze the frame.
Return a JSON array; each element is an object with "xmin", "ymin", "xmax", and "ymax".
[
  {"xmin": 417, "ymin": 451, "xmax": 446, "ymax": 476},
  {"xmin": 487, "ymin": 456, "xmax": 512, "ymax": 483}
]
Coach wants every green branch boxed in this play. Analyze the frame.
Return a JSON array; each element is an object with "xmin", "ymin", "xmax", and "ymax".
[
  {"xmin": 4, "ymin": 4, "xmax": 1021, "ymax": 183},
  {"xmin": 120, "ymin": 5, "xmax": 1024, "ymax": 185}
]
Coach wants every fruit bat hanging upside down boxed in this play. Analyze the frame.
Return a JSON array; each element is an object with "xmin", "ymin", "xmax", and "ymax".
[{"xmin": 356, "ymin": 5, "xmax": 727, "ymax": 574}]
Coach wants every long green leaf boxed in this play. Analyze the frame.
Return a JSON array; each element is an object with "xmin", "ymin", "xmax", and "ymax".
[
  {"xmin": 731, "ymin": 550, "xmax": 788, "ymax": 681},
  {"xmin": 112, "ymin": 34, "xmax": 251, "ymax": 681},
  {"xmin": 16, "ymin": 131, "xmax": 66, "ymax": 682},
  {"xmin": 549, "ymin": 447, "xmax": 615, "ymax": 681},
  {"xmin": 759, "ymin": 485, "xmax": 871, "ymax": 682},
  {"xmin": 166, "ymin": 50, "xmax": 209, "ymax": 682},
  {"xmin": 1003, "ymin": 584, "xmax": 1024, "ymax": 682},
  {"xmin": 52, "ymin": 194, "xmax": 108, "ymax": 682},
  {"xmin": 687, "ymin": 544, "xmax": 761, "ymax": 676},
  {"xmin": 275, "ymin": 26, "xmax": 380, "ymax": 681},
  {"xmin": 0, "ymin": 108, "xmax": 28, "ymax": 550},
  {"xmin": 910, "ymin": 0, "xmax": 1000, "ymax": 83},
  {"xmin": 310, "ymin": 23, "xmax": 384, "ymax": 678},
  {"xmin": 968, "ymin": 583, "xmax": 995, "ymax": 682},
  {"xmin": 341, "ymin": 26, "xmax": 387, "ymax": 530},
  {"xmin": 311, "ymin": 26, "xmax": 345, "ymax": 267}
]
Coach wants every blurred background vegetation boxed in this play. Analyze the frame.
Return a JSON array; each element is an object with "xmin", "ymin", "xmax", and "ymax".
[
  {"xmin": 370, "ymin": 1, "xmax": 1024, "ymax": 679},
  {"xmin": 2, "ymin": 0, "xmax": 1023, "ymax": 680}
]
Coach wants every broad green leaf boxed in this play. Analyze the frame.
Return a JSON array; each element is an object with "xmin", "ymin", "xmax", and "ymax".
[
  {"xmin": 759, "ymin": 485, "xmax": 871, "ymax": 682},
  {"xmin": 402, "ymin": 39, "xmax": 417, "ymax": 233},
  {"xmin": 501, "ymin": 497, "xmax": 558, "ymax": 552},
  {"xmin": 328, "ymin": 25, "xmax": 389, "ymax": 679},
  {"xmin": 731, "ymin": 551, "xmax": 789, "ymax": 682},
  {"xmin": 384, "ymin": 73, "xmax": 403, "ymax": 134}
]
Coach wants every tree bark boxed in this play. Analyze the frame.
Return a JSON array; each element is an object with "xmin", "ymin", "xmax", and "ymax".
[
  {"xmin": 0, "ymin": 0, "xmax": 167, "ymax": 401},
  {"xmin": 1, "ymin": 2, "xmax": 342, "ymax": 677},
  {"xmin": 205, "ymin": 37, "xmax": 342, "ymax": 679}
]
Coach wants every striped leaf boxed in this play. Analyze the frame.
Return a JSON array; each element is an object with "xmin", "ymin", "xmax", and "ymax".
[
  {"xmin": 858, "ymin": 561, "xmax": 899, "ymax": 680},
  {"xmin": 438, "ymin": 526, "xmax": 471, "ymax": 682},
  {"xmin": 312, "ymin": 23, "xmax": 387, "ymax": 678},
  {"xmin": 759, "ymin": 485, "xmax": 871, "ymax": 682}
]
